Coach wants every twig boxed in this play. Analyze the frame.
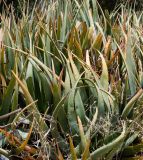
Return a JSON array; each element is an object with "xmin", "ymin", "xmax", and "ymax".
[
  {"xmin": 0, "ymin": 123, "xmax": 11, "ymax": 129},
  {"xmin": 12, "ymin": 100, "xmax": 38, "ymax": 127},
  {"xmin": 0, "ymin": 147, "xmax": 9, "ymax": 157},
  {"xmin": 0, "ymin": 108, "xmax": 22, "ymax": 120}
]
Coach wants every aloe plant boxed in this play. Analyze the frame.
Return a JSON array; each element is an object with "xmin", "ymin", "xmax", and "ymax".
[{"xmin": 0, "ymin": 0, "xmax": 143, "ymax": 159}]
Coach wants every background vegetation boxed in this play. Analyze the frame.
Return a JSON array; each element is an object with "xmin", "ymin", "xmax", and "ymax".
[
  {"xmin": 1, "ymin": 0, "xmax": 143, "ymax": 14},
  {"xmin": 0, "ymin": 0, "xmax": 143, "ymax": 159}
]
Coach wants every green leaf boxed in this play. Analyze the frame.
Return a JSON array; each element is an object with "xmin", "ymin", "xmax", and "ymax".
[
  {"xmin": 100, "ymin": 52, "xmax": 109, "ymax": 91},
  {"xmin": 90, "ymin": 123, "xmax": 126, "ymax": 159},
  {"xmin": 0, "ymin": 76, "xmax": 15, "ymax": 116},
  {"xmin": 12, "ymin": 71, "xmax": 48, "ymax": 131},
  {"xmin": 122, "ymin": 88, "xmax": 143, "ymax": 118}
]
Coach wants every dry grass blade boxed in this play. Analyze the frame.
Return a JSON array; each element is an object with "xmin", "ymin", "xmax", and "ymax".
[
  {"xmin": 12, "ymin": 100, "xmax": 38, "ymax": 126},
  {"xmin": 0, "ymin": 28, "xmax": 4, "ymax": 48},
  {"xmin": 57, "ymin": 147, "xmax": 65, "ymax": 160},
  {"xmin": 77, "ymin": 116, "xmax": 87, "ymax": 152},
  {"xmin": 16, "ymin": 119, "xmax": 35, "ymax": 153},
  {"xmin": 69, "ymin": 136, "xmax": 77, "ymax": 160},
  {"xmin": 0, "ymin": 128, "xmax": 37, "ymax": 154},
  {"xmin": 82, "ymin": 140, "xmax": 91, "ymax": 160},
  {"xmin": 86, "ymin": 107, "xmax": 98, "ymax": 138}
]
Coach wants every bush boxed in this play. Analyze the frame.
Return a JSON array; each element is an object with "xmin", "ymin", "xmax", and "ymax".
[
  {"xmin": 1, "ymin": 0, "xmax": 143, "ymax": 15},
  {"xmin": 0, "ymin": 0, "xmax": 36, "ymax": 16},
  {"xmin": 96, "ymin": 0, "xmax": 143, "ymax": 12}
]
